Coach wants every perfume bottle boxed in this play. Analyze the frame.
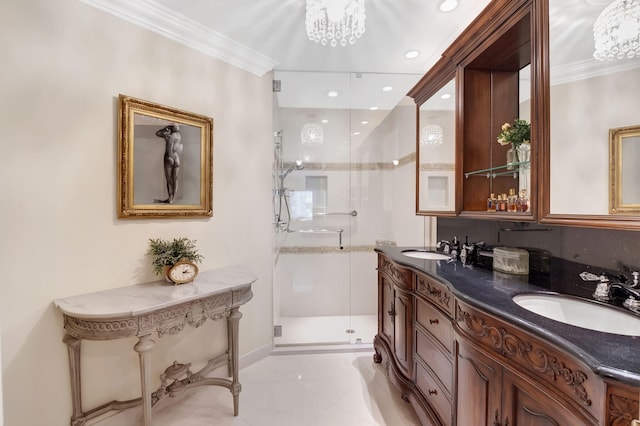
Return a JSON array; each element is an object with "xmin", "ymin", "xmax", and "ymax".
[
  {"xmin": 518, "ymin": 189, "xmax": 529, "ymax": 212},
  {"xmin": 496, "ymin": 194, "xmax": 504, "ymax": 212},
  {"xmin": 508, "ymin": 188, "xmax": 518, "ymax": 212},
  {"xmin": 487, "ymin": 193, "xmax": 497, "ymax": 212}
]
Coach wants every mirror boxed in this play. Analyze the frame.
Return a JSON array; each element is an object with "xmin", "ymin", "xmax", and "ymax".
[
  {"xmin": 610, "ymin": 125, "xmax": 640, "ymax": 213},
  {"xmin": 417, "ymin": 78, "xmax": 456, "ymax": 214},
  {"xmin": 547, "ymin": 0, "xmax": 640, "ymax": 220}
]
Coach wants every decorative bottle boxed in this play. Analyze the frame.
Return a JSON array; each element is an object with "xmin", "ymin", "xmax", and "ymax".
[
  {"xmin": 518, "ymin": 189, "xmax": 529, "ymax": 212},
  {"xmin": 508, "ymin": 188, "xmax": 518, "ymax": 212},
  {"xmin": 487, "ymin": 193, "xmax": 497, "ymax": 212}
]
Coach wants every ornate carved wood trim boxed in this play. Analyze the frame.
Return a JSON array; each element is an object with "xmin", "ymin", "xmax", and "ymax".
[
  {"xmin": 378, "ymin": 256, "xmax": 412, "ymax": 289},
  {"xmin": 456, "ymin": 304, "xmax": 592, "ymax": 407},
  {"xmin": 607, "ymin": 382, "xmax": 640, "ymax": 426},
  {"xmin": 416, "ymin": 275, "xmax": 452, "ymax": 316}
]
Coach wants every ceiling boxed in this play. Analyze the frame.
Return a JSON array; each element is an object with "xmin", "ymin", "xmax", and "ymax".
[{"xmin": 82, "ymin": 0, "xmax": 639, "ymax": 111}]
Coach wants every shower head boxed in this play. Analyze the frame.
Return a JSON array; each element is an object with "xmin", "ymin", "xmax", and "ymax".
[{"xmin": 280, "ymin": 163, "xmax": 304, "ymax": 180}]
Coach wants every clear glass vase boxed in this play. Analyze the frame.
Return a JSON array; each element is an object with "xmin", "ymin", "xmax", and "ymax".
[{"xmin": 506, "ymin": 145, "xmax": 517, "ymax": 169}]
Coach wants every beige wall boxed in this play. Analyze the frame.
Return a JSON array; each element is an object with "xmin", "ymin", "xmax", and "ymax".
[{"xmin": 0, "ymin": 0, "xmax": 274, "ymax": 424}]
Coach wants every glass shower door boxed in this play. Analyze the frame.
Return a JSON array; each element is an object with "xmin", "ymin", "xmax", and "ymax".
[{"xmin": 272, "ymin": 71, "xmax": 355, "ymax": 346}]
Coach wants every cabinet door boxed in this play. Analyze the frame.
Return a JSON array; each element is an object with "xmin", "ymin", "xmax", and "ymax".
[
  {"xmin": 502, "ymin": 368, "xmax": 594, "ymax": 426},
  {"xmin": 379, "ymin": 273, "xmax": 394, "ymax": 344},
  {"xmin": 456, "ymin": 340, "xmax": 502, "ymax": 426},
  {"xmin": 394, "ymin": 288, "xmax": 413, "ymax": 378}
]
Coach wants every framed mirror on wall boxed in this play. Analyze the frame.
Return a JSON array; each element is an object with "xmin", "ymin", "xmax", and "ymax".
[
  {"xmin": 543, "ymin": 0, "xmax": 640, "ymax": 228},
  {"xmin": 610, "ymin": 125, "xmax": 640, "ymax": 214}
]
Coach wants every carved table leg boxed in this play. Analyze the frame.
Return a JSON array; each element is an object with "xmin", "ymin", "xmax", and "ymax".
[
  {"xmin": 134, "ymin": 334, "xmax": 156, "ymax": 426},
  {"xmin": 228, "ymin": 307, "xmax": 242, "ymax": 416},
  {"xmin": 63, "ymin": 334, "xmax": 84, "ymax": 426}
]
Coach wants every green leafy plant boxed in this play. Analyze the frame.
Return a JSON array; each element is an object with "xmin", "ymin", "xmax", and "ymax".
[
  {"xmin": 497, "ymin": 118, "xmax": 531, "ymax": 148},
  {"xmin": 147, "ymin": 237, "xmax": 204, "ymax": 275}
]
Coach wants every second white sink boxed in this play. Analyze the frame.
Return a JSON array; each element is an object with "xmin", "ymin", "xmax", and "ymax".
[
  {"xmin": 513, "ymin": 293, "xmax": 640, "ymax": 336},
  {"xmin": 402, "ymin": 250, "xmax": 451, "ymax": 260}
]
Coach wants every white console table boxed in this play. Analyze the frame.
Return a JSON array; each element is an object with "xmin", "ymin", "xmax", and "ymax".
[{"xmin": 53, "ymin": 267, "xmax": 255, "ymax": 426}]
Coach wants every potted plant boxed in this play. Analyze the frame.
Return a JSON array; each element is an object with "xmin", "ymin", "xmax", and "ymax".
[
  {"xmin": 497, "ymin": 118, "xmax": 531, "ymax": 169},
  {"xmin": 147, "ymin": 237, "xmax": 204, "ymax": 279}
]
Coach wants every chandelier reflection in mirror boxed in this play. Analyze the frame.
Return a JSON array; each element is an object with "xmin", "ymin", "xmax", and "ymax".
[
  {"xmin": 420, "ymin": 125, "xmax": 444, "ymax": 146},
  {"xmin": 301, "ymin": 123, "xmax": 324, "ymax": 146},
  {"xmin": 593, "ymin": 0, "xmax": 640, "ymax": 60},
  {"xmin": 305, "ymin": 0, "xmax": 366, "ymax": 47}
]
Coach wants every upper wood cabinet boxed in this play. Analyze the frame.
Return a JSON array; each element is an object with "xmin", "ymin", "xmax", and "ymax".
[{"xmin": 409, "ymin": 0, "xmax": 542, "ymax": 220}]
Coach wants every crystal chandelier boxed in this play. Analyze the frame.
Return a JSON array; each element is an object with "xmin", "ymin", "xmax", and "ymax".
[
  {"xmin": 300, "ymin": 123, "xmax": 324, "ymax": 145},
  {"xmin": 305, "ymin": 0, "xmax": 366, "ymax": 47},
  {"xmin": 420, "ymin": 125, "xmax": 444, "ymax": 146},
  {"xmin": 593, "ymin": 0, "xmax": 640, "ymax": 61}
]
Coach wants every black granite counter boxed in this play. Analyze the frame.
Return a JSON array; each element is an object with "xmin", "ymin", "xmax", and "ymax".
[{"xmin": 376, "ymin": 246, "xmax": 640, "ymax": 386}]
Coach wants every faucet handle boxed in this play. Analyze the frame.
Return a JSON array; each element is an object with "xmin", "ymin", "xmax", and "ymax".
[
  {"xmin": 632, "ymin": 271, "xmax": 639, "ymax": 288},
  {"xmin": 579, "ymin": 272, "xmax": 600, "ymax": 282}
]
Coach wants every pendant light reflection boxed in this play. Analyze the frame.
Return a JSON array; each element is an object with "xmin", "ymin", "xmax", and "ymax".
[
  {"xmin": 301, "ymin": 123, "xmax": 324, "ymax": 146},
  {"xmin": 420, "ymin": 125, "xmax": 444, "ymax": 146}
]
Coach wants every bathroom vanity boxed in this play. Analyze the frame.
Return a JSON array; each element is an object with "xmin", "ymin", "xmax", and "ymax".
[{"xmin": 374, "ymin": 248, "xmax": 640, "ymax": 426}]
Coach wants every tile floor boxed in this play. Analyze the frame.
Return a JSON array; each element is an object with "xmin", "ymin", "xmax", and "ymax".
[{"xmin": 95, "ymin": 350, "xmax": 422, "ymax": 426}]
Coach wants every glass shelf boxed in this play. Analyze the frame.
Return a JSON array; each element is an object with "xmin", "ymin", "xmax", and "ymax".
[{"xmin": 464, "ymin": 161, "xmax": 530, "ymax": 179}]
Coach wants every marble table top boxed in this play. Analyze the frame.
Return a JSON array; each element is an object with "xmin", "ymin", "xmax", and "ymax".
[{"xmin": 53, "ymin": 266, "xmax": 256, "ymax": 319}]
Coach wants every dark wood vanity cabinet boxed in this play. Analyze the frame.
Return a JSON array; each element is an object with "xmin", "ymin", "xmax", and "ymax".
[{"xmin": 374, "ymin": 252, "xmax": 640, "ymax": 425}]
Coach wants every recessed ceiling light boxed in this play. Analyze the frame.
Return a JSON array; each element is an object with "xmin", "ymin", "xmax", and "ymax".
[
  {"xmin": 361, "ymin": 120, "xmax": 369, "ymax": 125},
  {"xmin": 441, "ymin": 93, "xmax": 451, "ymax": 99},
  {"xmin": 321, "ymin": 119, "xmax": 329, "ymax": 123},
  {"xmin": 438, "ymin": 0, "xmax": 458, "ymax": 12},
  {"xmin": 404, "ymin": 50, "xmax": 420, "ymax": 59},
  {"xmin": 352, "ymin": 131, "xmax": 361, "ymax": 136},
  {"xmin": 382, "ymin": 86, "xmax": 393, "ymax": 92},
  {"xmin": 370, "ymin": 106, "xmax": 378, "ymax": 111},
  {"xmin": 327, "ymin": 91, "xmax": 339, "ymax": 97}
]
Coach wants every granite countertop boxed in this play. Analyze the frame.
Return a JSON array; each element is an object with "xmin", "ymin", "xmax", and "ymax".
[{"xmin": 376, "ymin": 246, "xmax": 640, "ymax": 386}]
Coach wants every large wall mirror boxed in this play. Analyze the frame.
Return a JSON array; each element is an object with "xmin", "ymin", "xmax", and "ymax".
[
  {"xmin": 417, "ymin": 77, "xmax": 456, "ymax": 214},
  {"xmin": 546, "ymin": 0, "xmax": 640, "ymax": 226}
]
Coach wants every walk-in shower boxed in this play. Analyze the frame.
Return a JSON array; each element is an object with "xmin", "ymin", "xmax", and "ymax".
[{"xmin": 271, "ymin": 70, "xmax": 425, "ymax": 348}]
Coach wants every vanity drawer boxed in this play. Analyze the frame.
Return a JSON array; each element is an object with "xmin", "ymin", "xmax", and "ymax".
[
  {"xmin": 416, "ymin": 273, "xmax": 453, "ymax": 317},
  {"xmin": 415, "ymin": 359, "xmax": 452, "ymax": 425},
  {"xmin": 415, "ymin": 298, "xmax": 452, "ymax": 354},
  {"xmin": 415, "ymin": 329, "xmax": 452, "ymax": 393}
]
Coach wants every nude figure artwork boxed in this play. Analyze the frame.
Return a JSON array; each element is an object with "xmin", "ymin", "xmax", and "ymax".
[{"xmin": 155, "ymin": 124, "xmax": 183, "ymax": 204}]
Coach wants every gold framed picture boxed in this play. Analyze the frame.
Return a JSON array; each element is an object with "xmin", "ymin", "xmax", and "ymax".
[
  {"xmin": 610, "ymin": 125, "xmax": 640, "ymax": 214},
  {"xmin": 117, "ymin": 95, "xmax": 213, "ymax": 218}
]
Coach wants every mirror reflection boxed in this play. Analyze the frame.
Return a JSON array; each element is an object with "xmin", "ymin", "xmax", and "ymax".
[
  {"xmin": 417, "ymin": 79, "xmax": 456, "ymax": 213},
  {"xmin": 610, "ymin": 125, "xmax": 640, "ymax": 213},
  {"xmin": 549, "ymin": 0, "xmax": 640, "ymax": 216}
]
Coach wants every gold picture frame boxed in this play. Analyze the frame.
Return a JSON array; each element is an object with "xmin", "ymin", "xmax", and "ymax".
[
  {"xmin": 610, "ymin": 125, "xmax": 640, "ymax": 214},
  {"xmin": 117, "ymin": 95, "xmax": 213, "ymax": 218}
]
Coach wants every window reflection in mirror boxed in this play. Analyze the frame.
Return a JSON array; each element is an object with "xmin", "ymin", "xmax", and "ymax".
[
  {"xmin": 548, "ymin": 0, "xmax": 640, "ymax": 216},
  {"xmin": 417, "ymin": 78, "xmax": 456, "ymax": 213},
  {"xmin": 610, "ymin": 126, "xmax": 640, "ymax": 213}
]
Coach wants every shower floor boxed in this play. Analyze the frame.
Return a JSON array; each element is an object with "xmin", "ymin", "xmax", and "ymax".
[{"xmin": 274, "ymin": 314, "xmax": 377, "ymax": 346}]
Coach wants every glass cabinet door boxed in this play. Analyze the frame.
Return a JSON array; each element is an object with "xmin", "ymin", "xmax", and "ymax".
[{"xmin": 417, "ymin": 78, "xmax": 457, "ymax": 214}]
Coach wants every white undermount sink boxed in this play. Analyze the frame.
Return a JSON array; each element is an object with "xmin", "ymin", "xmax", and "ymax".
[
  {"xmin": 512, "ymin": 293, "xmax": 640, "ymax": 336},
  {"xmin": 401, "ymin": 250, "xmax": 451, "ymax": 260}
]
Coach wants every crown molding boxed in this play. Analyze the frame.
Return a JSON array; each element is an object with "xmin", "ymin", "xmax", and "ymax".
[
  {"xmin": 78, "ymin": 0, "xmax": 278, "ymax": 76},
  {"xmin": 551, "ymin": 57, "xmax": 640, "ymax": 86}
]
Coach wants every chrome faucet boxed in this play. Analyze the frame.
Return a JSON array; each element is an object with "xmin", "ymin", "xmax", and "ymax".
[{"xmin": 581, "ymin": 270, "xmax": 640, "ymax": 311}]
